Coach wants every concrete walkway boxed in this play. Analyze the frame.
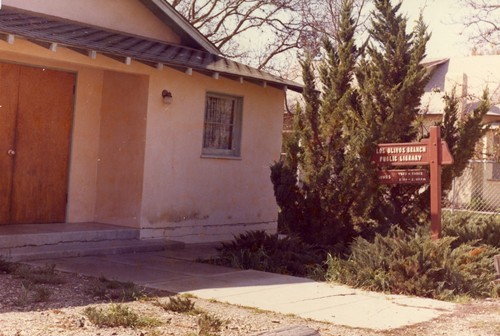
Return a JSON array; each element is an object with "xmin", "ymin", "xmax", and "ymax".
[{"xmin": 26, "ymin": 244, "xmax": 456, "ymax": 331}]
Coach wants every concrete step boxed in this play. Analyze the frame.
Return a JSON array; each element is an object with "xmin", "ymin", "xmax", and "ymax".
[
  {"xmin": 2, "ymin": 238, "xmax": 185, "ymax": 262},
  {"xmin": 0, "ymin": 222, "xmax": 185, "ymax": 261},
  {"xmin": 0, "ymin": 223, "xmax": 140, "ymax": 249}
]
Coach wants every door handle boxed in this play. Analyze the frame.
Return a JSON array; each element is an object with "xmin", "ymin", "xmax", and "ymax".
[{"xmin": 7, "ymin": 149, "xmax": 15, "ymax": 156}]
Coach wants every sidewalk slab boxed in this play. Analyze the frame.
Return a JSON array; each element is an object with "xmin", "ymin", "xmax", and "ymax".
[{"xmin": 27, "ymin": 250, "xmax": 456, "ymax": 331}]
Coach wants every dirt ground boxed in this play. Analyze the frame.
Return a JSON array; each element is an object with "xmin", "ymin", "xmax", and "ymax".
[{"xmin": 0, "ymin": 262, "xmax": 499, "ymax": 336}]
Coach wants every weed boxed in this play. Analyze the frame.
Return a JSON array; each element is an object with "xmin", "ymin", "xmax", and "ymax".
[
  {"xmin": 14, "ymin": 264, "xmax": 65, "ymax": 285},
  {"xmin": 86, "ymin": 276, "xmax": 144, "ymax": 301},
  {"xmin": 84, "ymin": 304, "xmax": 161, "ymax": 328},
  {"xmin": 156, "ymin": 296, "xmax": 199, "ymax": 314},
  {"xmin": 32, "ymin": 286, "xmax": 52, "ymax": 303},
  {"xmin": 197, "ymin": 312, "xmax": 223, "ymax": 335},
  {"xmin": 13, "ymin": 282, "xmax": 52, "ymax": 306},
  {"xmin": 13, "ymin": 284, "xmax": 31, "ymax": 307},
  {"xmin": 98, "ymin": 275, "xmax": 123, "ymax": 289},
  {"xmin": 0, "ymin": 257, "xmax": 18, "ymax": 274}
]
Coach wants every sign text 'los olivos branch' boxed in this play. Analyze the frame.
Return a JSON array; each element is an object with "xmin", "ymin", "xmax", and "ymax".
[
  {"xmin": 375, "ymin": 144, "xmax": 428, "ymax": 165},
  {"xmin": 372, "ymin": 141, "xmax": 453, "ymax": 166}
]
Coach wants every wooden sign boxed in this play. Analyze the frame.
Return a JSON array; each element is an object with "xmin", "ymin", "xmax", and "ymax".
[
  {"xmin": 373, "ymin": 143, "xmax": 429, "ymax": 166},
  {"xmin": 373, "ymin": 141, "xmax": 453, "ymax": 166},
  {"xmin": 373, "ymin": 127, "xmax": 454, "ymax": 240},
  {"xmin": 378, "ymin": 169, "xmax": 429, "ymax": 184}
]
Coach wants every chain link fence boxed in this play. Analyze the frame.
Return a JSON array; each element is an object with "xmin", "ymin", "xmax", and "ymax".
[{"xmin": 444, "ymin": 161, "xmax": 500, "ymax": 216}]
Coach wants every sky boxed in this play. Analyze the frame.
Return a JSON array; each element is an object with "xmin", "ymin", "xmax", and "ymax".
[{"xmin": 399, "ymin": 0, "xmax": 472, "ymax": 58}]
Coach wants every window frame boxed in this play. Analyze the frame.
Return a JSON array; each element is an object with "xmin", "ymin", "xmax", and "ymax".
[{"xmin": 201, "ymin": 92, "xmax": 243, "ymax": 158}]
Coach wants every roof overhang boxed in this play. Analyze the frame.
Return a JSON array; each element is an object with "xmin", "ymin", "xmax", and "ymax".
[
  {"xmin": 420, "ymin": 58, "xmax": 450, "ymax": 68},
  {"xmin": 0, "ymin": 7, "xmax": 303, "ymax": 93},
  {"xmin": 139, "ymin": 0, "xmax": 220, "ymax": 55}
]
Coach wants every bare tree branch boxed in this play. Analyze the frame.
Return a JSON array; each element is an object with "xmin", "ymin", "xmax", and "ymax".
[
  {"xmin": 456, "ymin": 0, "xmax": 499, "ymax": 47},
  {"xmin": 166, "ymin": 1, "xmax": 368, "ymax": 77}
]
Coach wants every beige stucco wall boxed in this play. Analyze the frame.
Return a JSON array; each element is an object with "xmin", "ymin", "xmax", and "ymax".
[
  {"xmin": 141, "ymin": 70, "xmax": 284, "ymax": 242},
  {"xmin": 68, "ymin": 69, "xmax": 103, "ymax": 222},
  {"xmin": 95, "ymin": 71, "xmax": 148, "ymax": 227},
  {"xmin": 3, "ymin": 0, "xmax": 181, "ymax": 44},
  {"xmin": 0, "ymin": 30, "xmax": 283, "ymax": 241}
]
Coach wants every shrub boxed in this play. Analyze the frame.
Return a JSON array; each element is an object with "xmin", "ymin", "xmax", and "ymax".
[
  {"xmin": 327, "ymin": 225, "xmax": 500, "ymax": 300},
  {"xmin": 14, "ymin": 283, "xmax": 52, "ymax": 306},
  {"xmin": 84, "ymin": 304, "xmax": 160, "ymax": 328},
  {"xmin": 442, "ymin": 211, "xmax": 500, "ymax": 248},
  {"xmin": 14, "ymin": 264, "xmax": 65, "ymax": 285},
  {"xmin": 86, "ymin": 276, "xmax": 143, "ymax": 301},
  {"xmin": 213, "ymin": 231, "xmax": 326, "ymax": 278},
  {"xmin": 156, "ymin": 296, "xmax": 198, "ymax": 314},
  {"xmin": 0, "ymin": 258, "xmax": 18, "ymax": 274},
  {"xmin": 197, "ymin": 312, "xmax": 223, "ymax": 336}
]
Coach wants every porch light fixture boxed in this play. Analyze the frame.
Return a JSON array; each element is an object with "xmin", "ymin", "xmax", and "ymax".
[{"xmin": 162, "ymin": 90, "xmax": 173, "ymax": 104}]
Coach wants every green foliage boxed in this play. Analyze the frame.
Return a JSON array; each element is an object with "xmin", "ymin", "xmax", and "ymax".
[
  {"xmin": 439, "ymin": 90, "xmax": 490, "ymax": 192},
  {"xmin": 327, "ymin": 225, "xmax": 500, "ymax": 300},
  {"xmin": 271, "ymin": 0, "xmax": 489, "ymax": 249},
  {"xmin": 84, "ymin": 304, "xmax": 161, "ymax": 328},
  {"xmin": 271, "ymin": 0, "xmax": 367, "ymax": 247},
  {"xmin": 213, "ymin": 231, "xmax": 326, "ymax": 278},
  {"xmin": 442, "ymin": 211, "xmax": 500, "ymax": 248}
]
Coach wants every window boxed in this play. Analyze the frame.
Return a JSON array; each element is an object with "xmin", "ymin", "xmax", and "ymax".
[{"xmin": 202, "ymin": 93, "xmax": 242, "ymax": 157}]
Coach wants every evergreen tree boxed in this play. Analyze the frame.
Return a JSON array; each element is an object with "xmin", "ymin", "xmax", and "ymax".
[
  {"xmin": 271, "ymin": 0, "xmax": 490, "ymax": 248},
  {"xmin": 439, "ymin": 89, "xmax": 490, "ymax": 192},
  {"xmin": 355, "ymin": 0, "xmax": 431, "ymax": 234},
  {"xmin": 271, "ymin": 0, "xmax": 359, "ymax": 247}
]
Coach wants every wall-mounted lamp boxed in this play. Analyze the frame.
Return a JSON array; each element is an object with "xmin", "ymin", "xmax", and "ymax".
[{"xmin": 162, "ymin": 90, "xmax": 173, "ymax": 104}]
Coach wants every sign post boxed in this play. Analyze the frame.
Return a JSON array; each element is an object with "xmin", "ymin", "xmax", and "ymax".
[
  {"xmin": 372, "ymin": 126, "xmax": 453, "ymax": 239},
  {"xmin": 429, "ymin": 127, "xmax": 442, "ymax": 240}
]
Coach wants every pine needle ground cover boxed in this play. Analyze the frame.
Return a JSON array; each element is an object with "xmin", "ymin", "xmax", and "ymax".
[
  {"xmin": 212, "ymin": 214, "xmax": 499, "ymax": 301},
  {"xmin": 327, "ymin": 213, "xmax": 500, "ymax": 301}
]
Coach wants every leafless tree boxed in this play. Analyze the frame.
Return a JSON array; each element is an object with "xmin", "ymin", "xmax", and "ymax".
[
  {"xmin": 457, "ymin": 0, "xmax": 499, "ymax": 47},
  {"xmin": 299, "ymin": 0, "xmax": 368, "ymax": 57},
  {"xmin": 167, "ymin": 0, "xmax": 369, "ymax": 77},
  {"xmin": 167, "ymin": 0, "xmax": 304, "ymax": 74}
]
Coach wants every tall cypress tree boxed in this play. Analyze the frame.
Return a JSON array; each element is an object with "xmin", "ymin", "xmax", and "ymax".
[
  {"xmin": 355, "ymin": 0, "xmax": 431, "ymax": 234},
  {"xmin": 271, "ymin": 0, "xmax": 489, "ymax": 247},
  {"xmin": 271, "ymin": 0, "xmax": 359, "ymax": 247},
  {"xmin": 439, "ymin": 89, "xmax": 490, "ymax": 192}
]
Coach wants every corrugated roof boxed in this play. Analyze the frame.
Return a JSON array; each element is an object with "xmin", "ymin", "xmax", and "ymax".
[
  {"xmin": 139, "ymin": 0, "xmax": 220, "ymax": 55},
  {"xmin": 0, "ymin": 8, "xmax": 302, "ymax": 92}
]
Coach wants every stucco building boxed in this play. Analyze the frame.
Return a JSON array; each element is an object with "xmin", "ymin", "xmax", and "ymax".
[{"xmin": 0, "ymin": 0, "xmax": 302, "ymax": 244}]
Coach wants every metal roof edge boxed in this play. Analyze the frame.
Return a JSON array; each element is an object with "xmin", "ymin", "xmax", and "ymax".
[
  {"xmin": 0, "ymin": 8, "xmax": 302, "ymax": 93},
  {"xmin": 420, "ymin": 57, "xmax": 450, "ymax": 68},
  {"xmin": 139, "ymin": 0, "xmax": 220, "ymax": 55}
]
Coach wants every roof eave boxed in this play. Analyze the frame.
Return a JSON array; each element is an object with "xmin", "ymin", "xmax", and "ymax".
[{"xmin": 139, "ymin": 0, "xmax": 220, "ymax": 55}]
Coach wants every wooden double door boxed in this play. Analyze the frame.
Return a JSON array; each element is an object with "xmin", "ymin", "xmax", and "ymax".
[{"xmin": 0, "ymin": 62, "xmax": 75, "ymax": 224}]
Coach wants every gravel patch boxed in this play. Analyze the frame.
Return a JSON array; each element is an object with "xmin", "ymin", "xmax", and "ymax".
[{"xmin": 0, "ymin": 262, "xmax": 498, "ymax": 336}]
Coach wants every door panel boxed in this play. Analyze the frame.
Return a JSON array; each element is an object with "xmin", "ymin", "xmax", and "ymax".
[
  {"xmin": 6, "ymin": 65, "xmax": 75, "ymax": 224},
  {"xmin": 10, "ymin": 66, "xmax": 75, "ymax": 224},
  {"xmin": 0, "ymin": 64, "xmax": 20, "ymax": 224}
]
